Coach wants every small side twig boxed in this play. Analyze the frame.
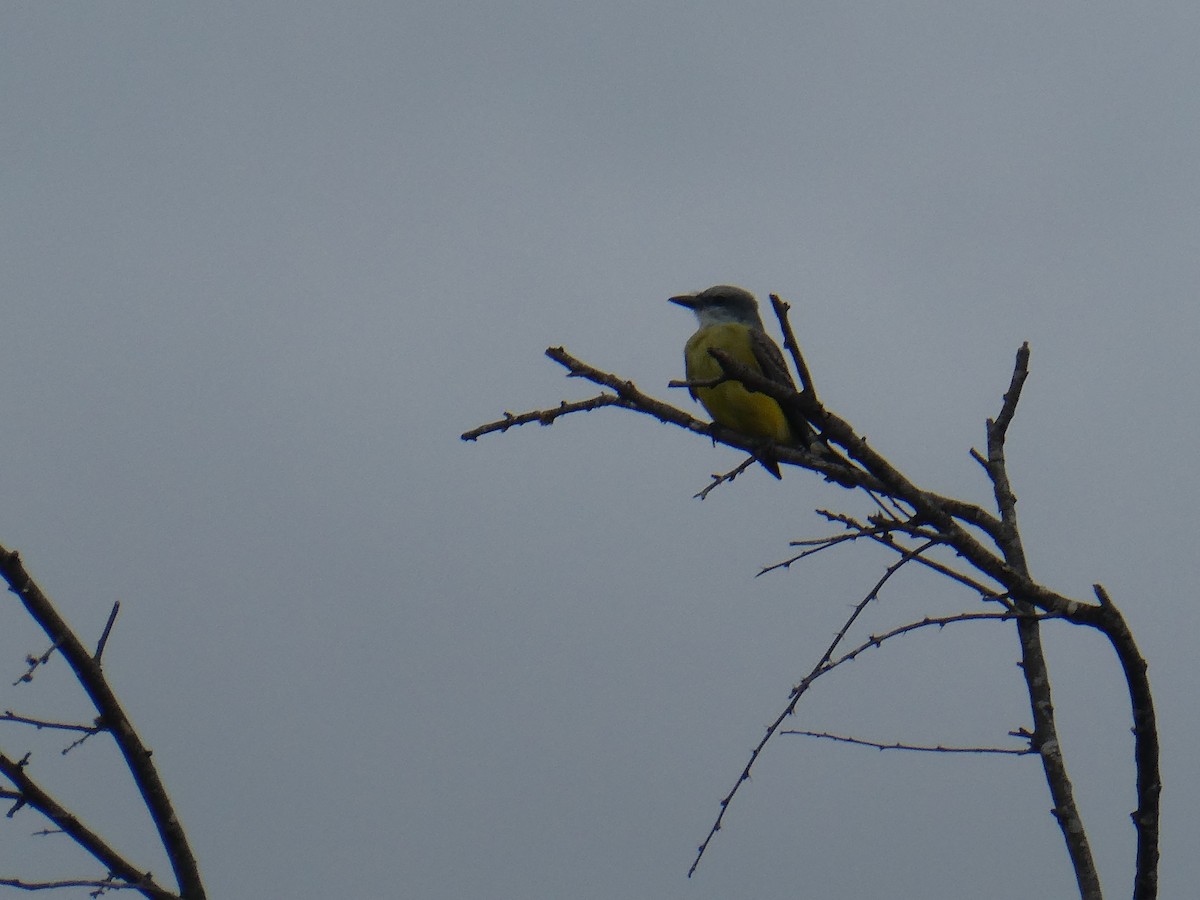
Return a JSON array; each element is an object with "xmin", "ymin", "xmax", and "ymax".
[
  {"xmin": 782, "ymin": 730, "xmax": 1035, "ymax": 755},
  {"xmin": 0, "ymin": 711, "xmax": 104, "ymax": 735},
  {"xmin": 13, "ymin": 647, "xmax": 56, "ymax": 687},
  {"xmin": 694, "ymin": 458, "xmax": 756, "ymax": 500},
  {"xmin": 756, "ymin": 528, "xmax": 876, "ymax": 576},
  {"xmin": 95, "ymin": 601, "xmax": 120, "ymax": 662}
]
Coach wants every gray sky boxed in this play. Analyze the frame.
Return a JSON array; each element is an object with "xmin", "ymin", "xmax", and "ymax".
[{"xmin": 3, "ymin": 3, "xmax": 1198, "ymax": 898}]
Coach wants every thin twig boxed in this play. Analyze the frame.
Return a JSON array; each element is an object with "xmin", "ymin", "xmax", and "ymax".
[
  {"xmin": 460, "ymin": 393, "xmax": 632, "ymax": 441},
  {"xmin": 782, "ymin": 730, "xmax": 1035, "ymax": 755},
  {"xmin": 0, "ymin": 875, "xmax": 138, "ymax": 893},
  {"xmin": 0, "ymin": 711, "xmax": 103, "ymax": 735},
  {"xmin": 694, "ymin": 458, "xmax": 756, "ymax": 500},
  {"xmin": 756, "ymin": 528, "xmax": 875, "ymax": 576},
  {"xmin": 819, "ymin": 610, "xmax": 1042, "ymax": 675},
  {"xmin": 13, "ymin": 646, "xmax": 55, "ymax": 687}
]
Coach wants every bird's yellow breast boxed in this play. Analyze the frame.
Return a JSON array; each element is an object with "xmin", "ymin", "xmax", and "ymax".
[{"xmin": 683, "ymin": 323, "xmax": 794, "ymax": 443}]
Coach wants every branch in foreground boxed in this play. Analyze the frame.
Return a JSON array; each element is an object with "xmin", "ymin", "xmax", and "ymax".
[{"xmin": 0, "ymin": 546, "xmax": 205, "ymax": 900}]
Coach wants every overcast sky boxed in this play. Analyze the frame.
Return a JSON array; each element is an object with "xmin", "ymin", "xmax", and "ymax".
[{"xmin": 3, "ymin": 3, "xmax": 1198, "ymax": 898}]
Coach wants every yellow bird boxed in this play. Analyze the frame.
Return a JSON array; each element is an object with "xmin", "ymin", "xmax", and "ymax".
[{"xmin": 669, "ymin": 285, "xmax": 815, "ymax": 477}]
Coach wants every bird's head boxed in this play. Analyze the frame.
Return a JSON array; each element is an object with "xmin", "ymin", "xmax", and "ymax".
[{"xmin": 669, "ymin": 285, "xmax": 765, "ymax": 330}]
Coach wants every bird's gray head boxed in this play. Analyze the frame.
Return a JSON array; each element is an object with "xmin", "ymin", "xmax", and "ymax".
[{"xmin": 669, "ymin": 285, "xmax": 765, "ymax": 330}]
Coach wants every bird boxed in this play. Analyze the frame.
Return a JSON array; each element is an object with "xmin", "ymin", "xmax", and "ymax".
[{"xmin": 669, "ymin": 285, "xmax": 817, "ymax": 478}]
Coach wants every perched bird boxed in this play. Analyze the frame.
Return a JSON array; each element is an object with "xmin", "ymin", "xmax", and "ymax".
[{"xmin": 669, "ymin": 285, "xmax": 816, "ymax": 477}]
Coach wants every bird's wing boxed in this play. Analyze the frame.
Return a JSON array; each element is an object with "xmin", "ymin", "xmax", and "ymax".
[
  {"xmin": 748, "ymin": 329, "xmax": 798, "ymax": 392},
  {"xmin": 748, "ymin": 329, "xmax": 817, "ymax": 447}
]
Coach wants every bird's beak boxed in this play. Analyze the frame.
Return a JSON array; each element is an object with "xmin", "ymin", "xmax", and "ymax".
[{"xmin": 668, "ymin": 294, "xmax": 699, "ymax": 309}]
